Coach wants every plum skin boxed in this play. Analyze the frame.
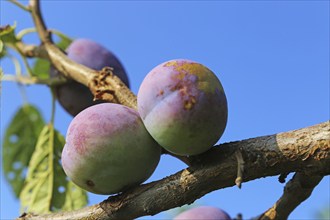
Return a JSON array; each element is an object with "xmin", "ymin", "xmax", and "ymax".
[
  {"xmin": 51, "ymin": 38, "xmax": 129, "ymax": 116},
  {"xmin": 61, "ymin": 103, "xmax": 161, "ymax": 195},
  {"xmin": 137, "ymin": 59, "xmax": 228, "ymax": 156},
  {"xmin": 174, "ymin": 206, "xmax": 231, "ymax": 220}
]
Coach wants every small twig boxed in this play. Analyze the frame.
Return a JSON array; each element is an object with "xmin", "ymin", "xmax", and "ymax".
[
  {"xmin": 257, "ymin": 173, "xmax": 324, "ymax": 220},
  {"xmin": 235, "ymin": 149, "xmax": 245, "ymax": 188},
  {"xmin": 7, "ymin": 54, "xmax": 29, "ymax": 104},
  {"xmin": 8, "ymin": 53, "xmax": 22, "ymax": 76},
  {"xmin": 11, "ymin": 42, "xmax": 48, "ymax": 59},
  {"xmin": 14, "ymin": 45, "xmax": 34, "ymax": 76},
  {"xmin": 29, "ymin": 0, "xmax": 51, "ymax": 43},
  {"xmin": 29, "ymin": 0, "xmax": 137, "ymax": 108},
  {"xmin": 278, "ymin": 172, "xmax": 290, "ymax": 183},
  {"xmin": 8, "ymin": 0, "xmax": 31, "ymax": 12},
  {"xmin": 161, "ymin": 148, "xmax": 192, "ymax": 166},
  {"xmin": 17, "ymin": 28, "xmax": 37, "ymax": 40},
  {"xmin": 2, "ymin": 74, "xmax": 67, "ymax": 86}
]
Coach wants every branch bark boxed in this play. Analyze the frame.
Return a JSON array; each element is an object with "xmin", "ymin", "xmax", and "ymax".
[
  {"xmin": 257, "ymin": 173, "xmax": 323, "ymax": 220},
  {"xmin": 17, "ymin": 121, "xmax": 330, "ymax": 220}
]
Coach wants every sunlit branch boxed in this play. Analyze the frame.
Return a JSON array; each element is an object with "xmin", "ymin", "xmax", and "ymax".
[{"xmin": 17, "ymin": 122, "xmax": 330, "ymax": 220}]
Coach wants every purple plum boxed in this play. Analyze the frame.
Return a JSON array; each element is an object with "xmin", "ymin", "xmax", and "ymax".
[
  {"xmin": 61, "ymin": 103, "xmax": 161, "ymax": 195},
  {"xmin": 51, "ymin": 38, "xmax": 129, "ymax": 116},
  {"xmin": 137, "ymin": 59, "xmax": 228, "ymax": 156},
  {"xmin": 174, "ymin": 206, "xmax": 232, "ymax": 220}
]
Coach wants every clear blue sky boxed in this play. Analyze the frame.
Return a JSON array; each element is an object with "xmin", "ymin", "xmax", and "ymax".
[{"xmin": 1, "ymin": 1, "xmax": 329, "ymax": 219}]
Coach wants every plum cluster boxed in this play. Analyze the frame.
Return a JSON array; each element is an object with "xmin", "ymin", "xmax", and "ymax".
[
  {"xmin": 174, "ymin": 206, "xmax": 232, "ymax": 220},
  {"xmin": 60, "ymin": 41, "xmax": 227, "ymax": 195},
  {"xmin": 51, "ymin": 38, "xmax": 129, "ymax": 116}
]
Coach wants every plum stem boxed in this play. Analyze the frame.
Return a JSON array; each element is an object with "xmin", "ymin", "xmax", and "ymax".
[{"xmin": 161, "ymin": 148, "xmax": 192, "ymax": 166}]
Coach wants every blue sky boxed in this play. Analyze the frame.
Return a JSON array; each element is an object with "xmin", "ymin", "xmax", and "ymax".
[{"xmin": 1, "ymin": 1, "xmax": 329, "ymax": 219}]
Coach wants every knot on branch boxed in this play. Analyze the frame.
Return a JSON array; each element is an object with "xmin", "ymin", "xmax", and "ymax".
[
  {"xmin": 88, "ymin": 67, "xmax": 120, "ymax": 103},
  {"xmin": 88, "ymin": 67, "xmax": 138, "ymax": 109}
]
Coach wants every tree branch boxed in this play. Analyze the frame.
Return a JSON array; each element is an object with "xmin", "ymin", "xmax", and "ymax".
[
  {"xmin": 28, "ymin": 0, "xmax": 137, "ymax": 109},
  {"xmin": 22, "ymin": 0, "xmax": 189, "ymax": 162},
  {"xmin": 2, "ymin": 74, "xmax": 67, "ymax": 86},
  {"xmin": 257, "ymin": 173, "xmax": 323, "ymax": 220},
  {"xmin": 9, "ymin": 0, "xmax": 31, "ymax": 12},
  {"xmin": 17, "ymin": 121, "xmax": 330, "ymax": 220},
  {"xmin": 13, "ymin": 42, "xmax": 48, "ymax": 59}
]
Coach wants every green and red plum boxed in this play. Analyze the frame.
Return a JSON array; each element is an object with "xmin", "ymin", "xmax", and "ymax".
[
  {"xmin": 51, "ymin": 38, "xmax": 129, "ymax": 116},
  {"xmin": 137, "ymin": 59, "xmax": 228, "ymax": 156},
  {"xmin": 174, "ymin": 206, "xmax": 232, "ymax": 220},
  {"xmin": 61, "ymin": 103, "xmax": 161, "ymax": 195}
]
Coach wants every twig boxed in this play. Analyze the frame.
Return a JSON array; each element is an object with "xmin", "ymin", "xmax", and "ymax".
[
  {"xmin": 2, "ymin": 74, "xmax": 67, "ymax": 86},
  {"xmin": 28, "ymin": 0, "xmax": 137, "ymax": 109},
  {"xmin": 8, "ymin": 0, "xmax": 31, "ymax": 12},
  {"xmin": 257, "ymin": 173, "xmax": 323, "ymax": 220},
  {"xmin": 29, "ymin": 0, "xmax": 51, "ymax": 43},
  {"xmin": 15, "ymin": 45, "xmax": 34, "ymax": 76},
  {"xmin": 17, "ymin": 121, "xmax": 330, "ymax": 220},
  {"xmin": 161, "ymin": 148, "xmax": 192, "ymax": 166},
  {"xmin": 278, "ymin": 172, "xmax": 289, "ymax": 183},
  {"xmin": 235, "ymin": 149, "xmax": 244, "ymax": 188},
  {"xmin": 11, "ymin": 42, "xmax": 49, "ymax": 59},
  {"xmin": 16, "ymin": 28, "xmax": 37, "ymax": 40}
]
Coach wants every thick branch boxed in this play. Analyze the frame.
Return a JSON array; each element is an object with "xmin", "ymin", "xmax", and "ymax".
[
  {"xmin": 258, "ymin": 173, "xmax": 323, "ymax": 220},
  {"xmin": 18, "ymin": 121, "xmax": 330, "ymax": 220},
  {"xmin": 28, "ymin": 0, "xmax": 137, "ymax": 109}
]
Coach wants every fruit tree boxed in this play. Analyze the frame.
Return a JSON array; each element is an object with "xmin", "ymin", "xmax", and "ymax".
[{"xmin": 1, "ymin": 1, "xmax": 329, "ymax": 219}]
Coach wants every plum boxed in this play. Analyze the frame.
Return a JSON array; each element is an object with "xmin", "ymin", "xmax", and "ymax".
[
  {"xmin": 51, "ymin": 38, "xmax": 129, "ymax": 116},
  {"xmin": 174, "ymin": 206, "xmax": 232, "ymax": 220},
  {"xmin": 61, "ymin": 103, "xmax": 161, "ymax": 195},
  {"xmin": 137, "ymin": 59, "xmax": 227, "ymax": 156}
]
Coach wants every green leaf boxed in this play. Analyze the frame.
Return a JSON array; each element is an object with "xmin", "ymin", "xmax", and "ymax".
[
  {"xmin": 56, "ymin": 35, "xmax": 72, "ymax": 51},
  {"xmin": 2, "ymin": 104, "xmax": 45, "ymax": 198},
  {"xmin": 20, "ymin": 124, "xmax": 87, "ymax": 214},
  {"xmin": 0, "ymin": 39, "xmax": 8, "ymax": 59},
  {"xmin": 59, "ymin": 181, "xmax": 88, "ymax": 212},
  {"xmin": 32, "ymin": 36, "xmax": 72, "ymax": 79},
  {"xmin": 51, "ymin": 130, "xmax": 88, "ymax": 212},
  {"xmin": 0, "ymin": 23, "xmax": 18, "ymax": 43},
  {"xmin": 0, "ymin": 40, "xmax": 3, "ymax": 53},
  {"xmin": 32, "ymin": 58, "xmax": 51, "ymax": 79}
]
